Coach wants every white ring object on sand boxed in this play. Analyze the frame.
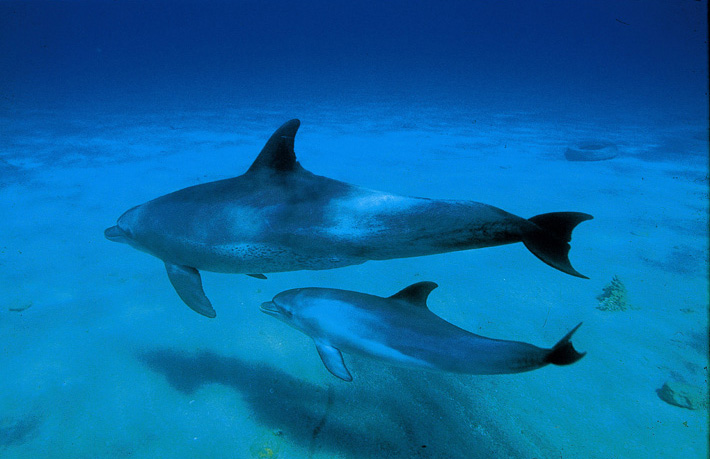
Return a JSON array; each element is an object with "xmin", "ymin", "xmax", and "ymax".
[{"xmin": 565, "ymin": 141, "xmax": 618, "ymax": 161}]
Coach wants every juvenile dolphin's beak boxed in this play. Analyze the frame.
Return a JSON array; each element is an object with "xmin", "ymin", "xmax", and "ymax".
[{"xmin": 104, "ymin": 225, "xmax": 129, "ymax": 243}]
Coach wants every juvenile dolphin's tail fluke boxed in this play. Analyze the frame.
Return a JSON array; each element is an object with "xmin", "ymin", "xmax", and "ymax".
[
  {"xmin": 544, "ymin": 322, "xmax": 586, "ymax": 366},
  {"xmin": 522, "ymin": 212, "xmax": 593, "ymax": 278}
]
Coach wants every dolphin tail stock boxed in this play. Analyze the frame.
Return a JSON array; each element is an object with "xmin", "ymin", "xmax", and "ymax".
[
  {"xmin": 544, "ymin": 322, "xmax": 586, "ymax": 366},
  {"xmin": 522, "ymin": 212, "xmax": 593, "ymax": 279}
]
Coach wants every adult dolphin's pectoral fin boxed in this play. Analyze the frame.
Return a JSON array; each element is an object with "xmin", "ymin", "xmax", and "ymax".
[
  {"xmin": 522, "ymin": 212, "xmax": 594, "ymax": 279},
  {"xmin": 164, "ymin": 262, "xmax": 216, "ymax": 318},
  {"xmin": 246, "ymin": 273, "xmax": 267, "ymax": 279},
  {"xmin": 314, "ymin": 340, "xmax": 352, "ymax": 382}
]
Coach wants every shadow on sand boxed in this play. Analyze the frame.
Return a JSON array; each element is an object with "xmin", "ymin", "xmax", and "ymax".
[
  {"xmin": 0, "ymin": 414, "xmax": 41, "ymax": 449},
  {"xmin": 138, "ymin": 348, "xmax": 520, "ymax": 459}
]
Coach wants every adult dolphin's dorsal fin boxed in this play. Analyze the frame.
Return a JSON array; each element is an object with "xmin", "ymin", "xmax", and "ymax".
[
  {"xmin": 388, "ymin": 281, "xmax": 438, "ymax": 308},
  {"xmin": 247, "ymin": 119, "xmax": 302, "ymax": 173},
  {"xmin": 315, "ymin": 340, "xmax": 352, "ymax": 381}
]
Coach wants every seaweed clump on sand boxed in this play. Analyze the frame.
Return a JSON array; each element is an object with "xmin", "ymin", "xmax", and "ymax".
[
  {"xmin": 597, "ymin": 276, "xmax": 630, "ymax": 311},
  {"xmin": 249, "ymin": 429, "xmax": 283, "ymax": 458}
]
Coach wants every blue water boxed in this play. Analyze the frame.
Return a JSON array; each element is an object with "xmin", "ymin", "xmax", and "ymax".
[{"xmin": 1, "ymin": 1, "xmax": 708, "ymax": 458}]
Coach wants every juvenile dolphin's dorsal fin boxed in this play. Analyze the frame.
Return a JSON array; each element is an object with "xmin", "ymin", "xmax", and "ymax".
[
  {"xmin": 389, "ymin": 281, "xmax": 438, "ymax": 308},
  {"xmin": 247, "ymin": 119, "xmax": 302, "ymax": 173}
]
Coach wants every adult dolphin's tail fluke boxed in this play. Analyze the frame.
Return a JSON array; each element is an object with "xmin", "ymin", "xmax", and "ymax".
[
  {"xmin": 260, "ymin": 282, "xmax": 585, "ymax": 381},
  {"xmin": 105, "ymin": 119, "xmax": 593, "ymax": 317},
  {"xmin": 523, "ymin": 212, "xmax": 594, "ymax": 279}
]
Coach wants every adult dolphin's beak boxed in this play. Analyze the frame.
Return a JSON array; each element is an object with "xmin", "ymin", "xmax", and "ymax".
[
  {"xmin": 104, "ymin": 225, "xmax": 129, "ymax": 243},
  {"xmin": 259, "ymin": 301, "xmax": 280, "ymax": 317}
]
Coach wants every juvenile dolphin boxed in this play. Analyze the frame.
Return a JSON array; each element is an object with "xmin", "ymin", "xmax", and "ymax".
[
  {"xmin": 105, "ymin": 119, "xmax": 592, "ymax": 318},
  {"xmin": 260, "ymin": 282, "xmax": 585, "ymax": 381}
]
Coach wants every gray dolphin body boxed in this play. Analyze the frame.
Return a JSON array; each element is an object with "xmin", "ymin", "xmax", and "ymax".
[
  {"xmin": 105, "ymin": 119, "xmax": 592, "ymax": 318},
  {"xmin": 261, "ymin": 282, "xmax": 585, "ymax": 381}
]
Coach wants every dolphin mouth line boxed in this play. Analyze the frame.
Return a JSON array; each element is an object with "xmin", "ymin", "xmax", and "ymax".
[{"xmin": 259, "ymin": 301, "xmax": 280, "ymax": 316}]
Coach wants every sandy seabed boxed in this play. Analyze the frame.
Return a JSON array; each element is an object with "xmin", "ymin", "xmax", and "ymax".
[{"xmin": 1, "ymin": 102, "xmax": 707, "ymax": 458}]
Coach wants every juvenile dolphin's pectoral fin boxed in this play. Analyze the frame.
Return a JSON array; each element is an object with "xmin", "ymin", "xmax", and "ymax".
[
  {"xmin": 388, "ymin": 281, "xmax": 438, "ymax": 308},
  {"xmin": 246, "ymin": 119, "xmax": 302, "ymax": 174},
  {"xmin": 314, "ymin": 340, "xmax": 352, "ymax": 382},
  {"xmin": 164, "ymin": 262, "xmax": 216, "ymax": 318},
  {"xmin": 522, "ymin": 212, "xmax": 593, "ymax": 279},
  {"xmin": 246, "ymin": 273, "xmax": 267, "ymax": 279}
]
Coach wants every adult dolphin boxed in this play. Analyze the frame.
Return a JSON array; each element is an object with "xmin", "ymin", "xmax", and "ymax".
[
  {"xmin": 105, "ymin": 119, "xmax": 592, "ymax": 318},
  {"xmin": 260, "ymin": 282, "xmax": 585, "ymax": 381}
]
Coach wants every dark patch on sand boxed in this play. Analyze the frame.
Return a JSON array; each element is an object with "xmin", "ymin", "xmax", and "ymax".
[
  {"xmin": 138, "ymin": 349, "xmax": 525, "ymax": 458},
  {"xmin": 0, "ymin": 415, "xmax": 41, "ymax": 449},
  {"xmin": 635, "ymin": 133, "xmax": 708, "ymax": 163},
  {"xmin": 639, "ymin": 244, "xmax": 706, "ymax": 275}
]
